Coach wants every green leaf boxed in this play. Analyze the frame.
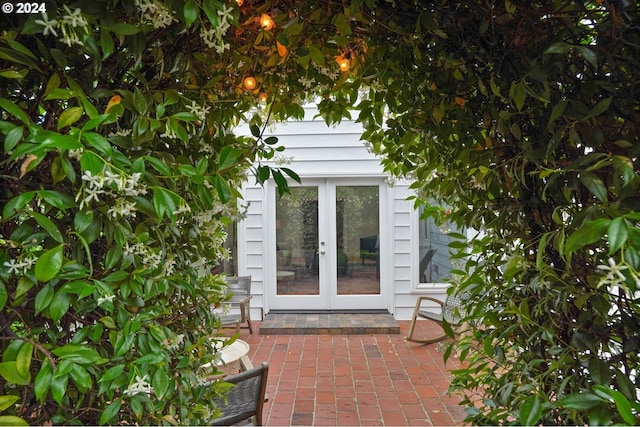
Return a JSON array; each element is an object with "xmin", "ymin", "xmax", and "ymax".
[
  {"xmin": 280, "ymin": 167, "xmax": 301, "ymax": 184},
  {"xmin": 133, "ymin": 88, "xmax": 148, "ymax": 115},
  {"xmin": 184, "ymin": 0, "xmax": 199, "ymax": 27},
  {"xmin": 589, "ymin": 358, "xmax": 611, "ymax": 385},
  {"xmin": 145, "ymin": 156, "xmax": 171, "ymax": 176},
  {"xmin": 49, "ymin": 292, "xmax": 71, "ymax": 322},
  {"xmin": 31, "ymin": 212, "xmax": 64, "ymax": 243},
  {"xmin": 565, "ymin": 218, "xmax": 609, "ymax": 253},
  {"xmin": 58, "ymin": 106, "xmax": 84, "ymax": 130},
  {"xmin": 0, "ymin": 395, "xmax": 19, "ymax": 411},
  {"xmin": 100, "ymin": 29, "xmax": 114, "ymax": 59},
  {"xmin": 99, "ymin": 399, "xmax": 122, "ymax": 425},
  {"xmin": 0, "ymin": 415, "xmax": 29, "ymax": 426},
  {"xmin": 513, "ymin": 80, "xmax": 526, "ymax": 111},
  {"xmin": 171, "ymin": 112, "xmax": 199, "ymax": 121},
  {"xmin": 80, "ymin": 150, "xmax": 105, "ymax": 175},
  {"xmin": 577, "ymin": 46, "xmax": 598, "ymax": 70},
  {"xmin": 2, "ymin": 191, "xmax": 35, "ymax": 217},
  {"xmin": 74, "ymin": 211, "xmax": 94, "ymax": 233},
  {"xmin": 213, "ymin": 175, "xmax": 232, "ymax": 203},
  {"xmin": 0, "ymin": 282, "xmax": 6, "ymax": 311},
  {"xmin": 35, "ymin": 283, "xmax": 54, "ymax": 314},
  {"xmin": 0, "ymin": 98, "xmax": 31, "ymax": 124},
  {"xmin": 39, "ymin": 190, "xmax": 75, "ymax": 211},
  {"xmin": 82, "ymin": 132, "xmax": 111, "ymax": 154},
  {"xmin": 202, "ymin": 0, "xmax": 218, "ymax": 26},
  {"xmin": 334, "ymin": 13, "xmax": 352, "ymax": 35},
  {"xmin": 15, "ymin": 342, "xmax": 33, "ymax": 379},
  {"xmin": 0, "ymin": 361, "xmax": 30, "ymax": 385},
  {"xmin": 607, "ymin": 217, "xmax": 628, "ymax": 254},
  {"xmin": 134, "ymin": 353, "xmax": 168, "ymax": 365},
  {"xmin": 308, "ymin": 45, "xmax": 325, "ymax": 65},
  {"xmin": 581, "ymin": 172, "xmax": 608, "ymax": 202},
  {"xmin": 557, "ymin": 392, "xmax": 602, "ymax": 410},
  {"xmin": 109, "ymin": 23, "xmax": 141, "ymax": 35},
  {"xmin": 99, "ymin": 365, "xmax": 125, "ymax": 383},
  {"xmin": 152, "ymin": 187, "xmax": 182, "ymax": 220},
  {"xmin": 34, "ymin": 361, "xmax": 53, "ymax": 402},
  {"xmin": 519, "ymin": 395, "xmax": 542, "ymax": 425},
  {"xmin": 218, "ymin": 146, "xmax": 242, "ymax": 171},
  {"xmin": 35, "ymin": 244, "xmax": 64, "ymax": 282},
  {"xmin": 4, "ymin": 125, "xmax": 24, "ymax": 152},
  {"xmin": 50, "ymin": 373, "xmax": 68, "ymax": 404},
  {"xmin": 52, "ymin": 344, "xmax": 106, "ymax": 364},
  {"xmin": 70, "ymin": 364, "xmax": 92, "ymax": 390},
  {"xmin": 609, "ymin": 388, "xmax": 636, "ymax": 425},
  {"xmin": 545, "ymin": 42, "xmax": 571, "ymax": 54},
  {"xmin": 152, "ymin": 368, "xmax": 170, "ymax": 399}
]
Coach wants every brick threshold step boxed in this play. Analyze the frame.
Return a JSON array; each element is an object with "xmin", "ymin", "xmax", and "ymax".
[{"xmin": 259, "ymin": 312, "xmax": 400, "ymax": 335}]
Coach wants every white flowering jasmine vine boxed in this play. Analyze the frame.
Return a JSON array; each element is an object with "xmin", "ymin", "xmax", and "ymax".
[
  {"xmin": 135, "ymin": 0, "xmax": 176, "ymax": 29},
  {"xmin": 186, "ymin": 101, "xmax": 211, "ymax": 121},
  {"xmin": 198, "ymin": 2, "xmax": 236, "ymax": 54},
  {"xmin": 123, "ymin": 375, "xmax": 153, "ymax": 397}
]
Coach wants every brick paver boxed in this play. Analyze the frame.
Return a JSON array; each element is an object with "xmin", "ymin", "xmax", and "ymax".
[{"xmin": 233, "ymin": 319, "xmax": 466, "ymax": 426}]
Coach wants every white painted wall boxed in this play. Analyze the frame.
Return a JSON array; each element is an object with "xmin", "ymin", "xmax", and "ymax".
[{"xmin": 235, "ymin": 106, "xmax": 450, "ymax": 321}]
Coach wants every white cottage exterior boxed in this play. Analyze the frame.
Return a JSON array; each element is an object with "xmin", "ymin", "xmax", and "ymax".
[{"xmin": 233, "ymin": 106, "xmax": 453, "ymax": 321}]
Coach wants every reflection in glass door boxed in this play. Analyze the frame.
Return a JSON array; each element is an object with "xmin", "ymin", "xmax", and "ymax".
[
  {"xmin": 336, "ymin": 186, "xmax": 380, "ymax": 295},
  {"xmin": 275, "ymin": 187, "xmax": 319, "ymax": 296},
  {"xmin": 272, "ymin": 180, "xmax": 386, "ymax": 311}
]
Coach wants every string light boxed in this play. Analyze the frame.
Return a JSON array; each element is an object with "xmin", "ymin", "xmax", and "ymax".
[
  {"xmin": 244, "ymin": 76, "xmax": 257, "ymax": 90},
  {"xmin": 335, "ymin": 55, "xmax": 350, "ymax": 72},
  {"xmin": 260, "ymin": 14, "xmax": 275, "ymax": 30},
  {"xmin": 258, "ymin": 92, "xmax": 268, "ymax": 103},
  {"xmin": 235, "ymin": 0, "xmax": 244, "ymax": 5}
]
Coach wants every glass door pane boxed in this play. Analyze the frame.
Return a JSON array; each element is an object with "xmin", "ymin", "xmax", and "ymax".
[
  {"xmin": 335, "ymin": 186, "xmax": 380, "ymax": 295},
  {"xmin": 275, "ymin": 187, "xmax": 319, "ymax": 295}
]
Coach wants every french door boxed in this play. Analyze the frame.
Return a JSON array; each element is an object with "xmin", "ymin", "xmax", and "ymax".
[{"xmin": 269, "ymin": 178, "xmax": 389, "ymax": 311}]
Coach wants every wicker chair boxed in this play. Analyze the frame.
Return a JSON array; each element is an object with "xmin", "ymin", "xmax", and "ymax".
[
  {"xmin": 220, "ymin": 276, "xmax": 253, "ymax": 334},
  {"xmin": 211, "ymin": 362, "xmax": 269, "ymax": 426},
  {"xmin": 406, "ymin": 294, "xmax": 464, "ymax": 344}
]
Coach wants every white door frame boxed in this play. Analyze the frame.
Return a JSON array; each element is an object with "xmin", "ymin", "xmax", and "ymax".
[{"xmin": 265, "ymin": 177, "xmax": 392, "ymax": 312}]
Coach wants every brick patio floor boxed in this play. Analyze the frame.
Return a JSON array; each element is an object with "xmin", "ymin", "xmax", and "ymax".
[{"xmin": 234, "ymin": 319, "xmax": 468, "ymax": 426}]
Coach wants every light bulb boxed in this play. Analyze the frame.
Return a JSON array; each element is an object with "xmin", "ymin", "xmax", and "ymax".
[
  {"xmin": 337, "ymin": 57, "xmax": 350, "ymax": 72},
  {"xmin": 258, "ymin": 92, "xmax": 268, "ymax": 103},
  {"xmin": 235, "ymin": 0, "xmax": 244, "ymax": 5},
  {"xmin": 244, "ymin": 76, "xmax": 257, "ymax": 90},
  {"xmin": 260, "ymin": 14, "xmax": 275, "ymax": 30}
]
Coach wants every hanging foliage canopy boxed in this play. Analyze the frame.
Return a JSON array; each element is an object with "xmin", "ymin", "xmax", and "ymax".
[{"xmin": 1, "ymin": 0, "xmax": 639, "ymax": 425}]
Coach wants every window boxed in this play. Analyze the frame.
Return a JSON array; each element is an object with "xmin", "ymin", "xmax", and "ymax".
[{"xmin": 417, "ymin": 207, "xmax": 458, "ymax": 284}]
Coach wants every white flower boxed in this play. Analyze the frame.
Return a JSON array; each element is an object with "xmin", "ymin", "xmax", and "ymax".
[
  {"xmin": 62, "ymin": 5, "xmax": 89, "ymax": 29},
  {"xmin": 124, "ymin": 375, "xmax": 153, "ymax": 396},
  {"xmin": 298, "ymin": 76, "xmax": 315, "ymax": 89},
  {"xmin": 214, "ymin": 42, "xmax": 231, "ymax": 55},
  {"xmin": 35, "ymin": 13, "xmax": 58, "ymax": 37},
  {"xmin": 83, "ymin": 187, "xmax": 104, "ymax": 204},
  {"xmin": 103, "ymin": 170, "xmax": 121, "ymax": 186},
  {"xmin": 81, "ymin": 170, "xmax": 104, "ymax": 189},
  {"xmin": 108, "ymin": 199, "xmax": 137, "ymax": 218},
  {"xmin": 186, "ymin": 101, "xmax": 211, "ymax": 121},
  {"xmin": 3, "ymin": 259, "xmax": 22, "ymax": 275},
  {"xmin": 97, "ymin": 294, "xmax": 116, "ymax": 306},
  {"xmin": 597, "ymin": 257, "xmax": 628, "ymax": 286},
  {"xmin": 160, "ymin": 122, "xmax": 178, "ymax": 139},
  {"xmin": 68, "ymin": 148, "xmax": 83, "ymax": 161},
  {"xmin": 217, "ymin": 5, "xmax": 235, "ymax": 22},
  {"xmin": 173, "ymin": 204, "xmax": 191, "ymax": 216}
]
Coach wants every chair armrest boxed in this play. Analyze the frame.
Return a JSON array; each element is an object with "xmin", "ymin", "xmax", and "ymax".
[{"xmin": 414, "ymin": 296, "xmax": 445, "ymax": 311}]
